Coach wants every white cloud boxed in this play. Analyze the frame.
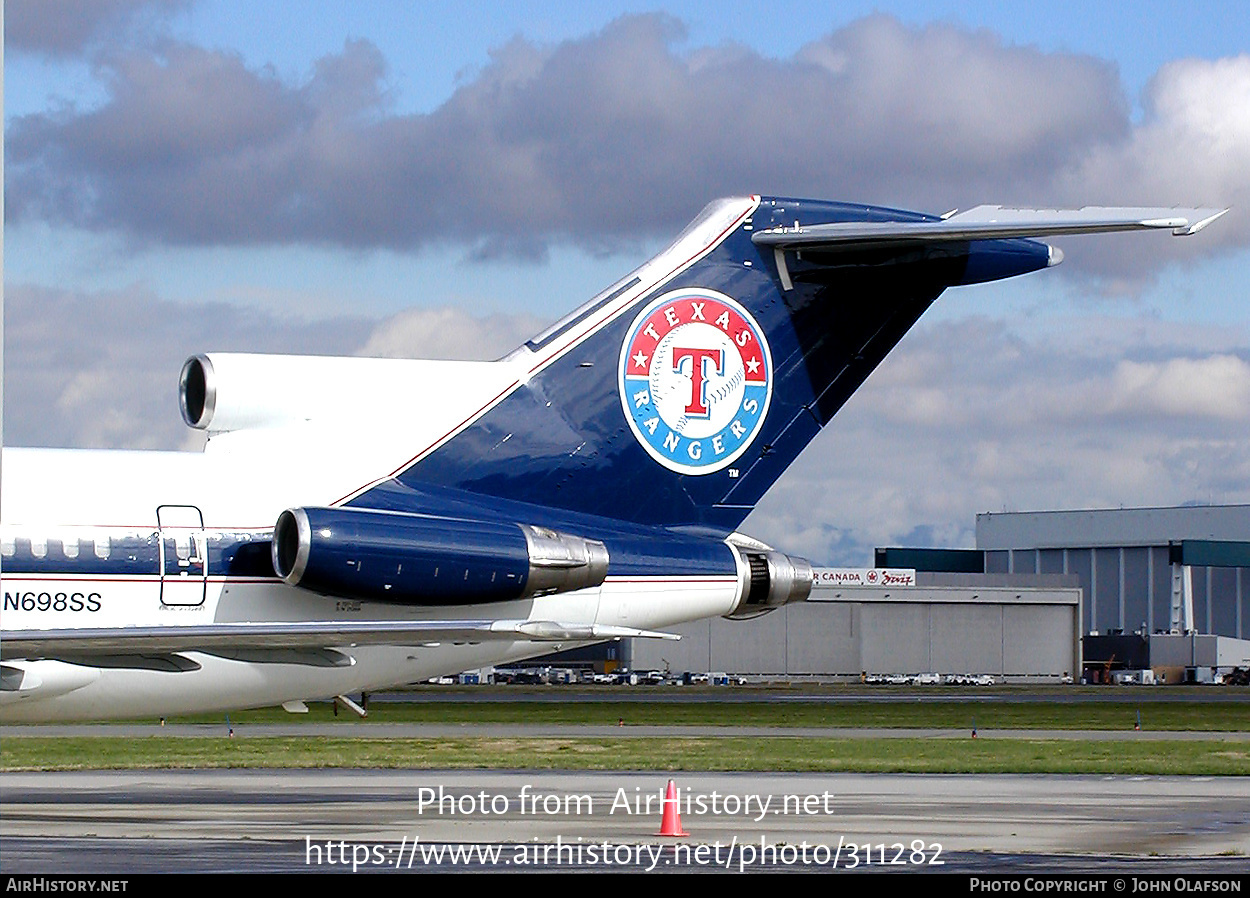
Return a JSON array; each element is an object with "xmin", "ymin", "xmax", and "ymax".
[
  {"xmin": 357, "ymin": 307, "xmax": 544, "ymax": 361},
  {"xmin": 3, "ymin": 285, "xmax": 371, "ymax": 449},
  {"xmin": 6, "ymin": 0, "xmax": 188, "ymax": 57},
  {"xmin": 1103, "ymin": 355, "xmax": 1250, "ymax": 420},
  {"xmin": 11, "ymin": 14, "xmax": 1244, "ymax": 277},
  {"xmin": 1053, "ymin": 55, "xmax": 1250, "ymax": 277},
  {"xmin": 744, "ymin": 314, "xmax": 1250, "ymax": 564}
]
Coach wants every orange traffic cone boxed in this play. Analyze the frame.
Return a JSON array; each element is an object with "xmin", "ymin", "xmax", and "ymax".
[{"xmin": 656, "ymin": 779, "xmax": 689, "ymax": 837}]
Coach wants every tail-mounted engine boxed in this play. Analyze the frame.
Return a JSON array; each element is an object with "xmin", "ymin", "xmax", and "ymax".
[
  {"xmin": 726, "ymin": 544, "xmax": 813, "ymax": 619},
  {"xmin": 180, "ymin": 353, "xmax": 496, "ymax": 435},
  {"xmin": 271, "ymin": 507, "xmax": 608, "ymax": 606}
]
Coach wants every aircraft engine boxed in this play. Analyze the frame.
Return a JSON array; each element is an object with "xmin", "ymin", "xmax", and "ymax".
[
  {"xmin": 726, "ymin": 546, "xmax": 813, "ymax": 619},
  {"xmin": 272, "ymin": 507, "xmax": 609, "ymax": 606},
  {"xmin": 179, "ymin": 353, "xmax": 472, "ymax": 434}
]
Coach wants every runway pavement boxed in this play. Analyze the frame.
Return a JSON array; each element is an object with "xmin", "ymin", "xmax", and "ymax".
[
  {"xmin": 3, "ymin": 769, "xmax": 1249, "ymax": 873},
  {"xmin": 6, "ymin": 690, "xmax": 1249, "ymax": 873},
  {"xmin": 5, "ymin": 722, "xmax": 1250, "ymax": 739}
]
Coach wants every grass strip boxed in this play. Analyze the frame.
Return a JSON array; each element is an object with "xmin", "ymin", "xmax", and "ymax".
[
  {"xmin": 4, "ymin": 735, "xmax": 1248, "ymax": 775},
  {"xmin": 155, "ymin": 699, "xmax": 1250, "ymax": 731}
]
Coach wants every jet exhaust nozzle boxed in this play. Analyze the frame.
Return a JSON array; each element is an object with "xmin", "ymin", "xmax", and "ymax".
[{"xmin": 726, "ymin": 547, "xmax": 813, "ymax": 619}]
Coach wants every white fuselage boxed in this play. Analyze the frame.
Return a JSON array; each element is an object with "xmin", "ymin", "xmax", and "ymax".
[{"xmin": 0, "ymin": 442, "xmax": 742, "ymax": 721}]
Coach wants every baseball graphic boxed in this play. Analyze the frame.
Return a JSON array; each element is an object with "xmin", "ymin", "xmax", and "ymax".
[{"xmin": 619, "ymin": 288, "xmax": 773, "ymax": 475}]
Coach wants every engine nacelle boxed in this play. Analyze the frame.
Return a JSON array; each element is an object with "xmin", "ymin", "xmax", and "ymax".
[
  {"xmin": 272, "ymin": 507, "xmax": 609, "ymax": 606},
  {"xmin": 179, "ymin": 353, "xmax": 503, "ymax": 434},
  {"xmin": 726, "ymin": 545, "xmax": 813, "ymax": 619}
]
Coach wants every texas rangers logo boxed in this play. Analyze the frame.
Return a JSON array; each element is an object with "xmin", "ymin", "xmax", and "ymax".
[{"xmin": 619, "ymin": 288, "xmax": 773, "ymax": 475}]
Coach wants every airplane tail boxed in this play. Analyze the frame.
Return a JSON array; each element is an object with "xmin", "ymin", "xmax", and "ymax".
[{"xmin": 354, "ymin": 196, "xmax": 1221, "ymax": 533}]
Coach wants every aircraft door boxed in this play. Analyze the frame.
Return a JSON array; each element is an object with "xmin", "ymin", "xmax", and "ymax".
[{"xmin": 157, "ymin": 505, "xmax": 208, "ymax": 606}]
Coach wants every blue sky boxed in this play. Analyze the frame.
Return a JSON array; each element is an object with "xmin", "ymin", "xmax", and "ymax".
[
  {"xmin": 11, "ymin": 2, "xmax": 1246, "ymax": 115},
  {"xmin": 7, "ymin": 1, "xmax": 1249, "ymax": 322},
  {"xmin": 6, "ymin": 1, "xmax": 1250, "ymax": 562}
]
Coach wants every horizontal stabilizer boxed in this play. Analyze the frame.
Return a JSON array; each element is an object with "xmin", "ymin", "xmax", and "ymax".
[
  {"xmin": 2, "ymin": 620, "xmax": 680, "ymax": 661},
  {"xmin": 752, "ymin": 206, "xmax": 1229, "ymax": 249}
]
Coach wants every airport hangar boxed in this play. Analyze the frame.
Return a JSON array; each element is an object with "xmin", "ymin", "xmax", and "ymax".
[{"xmin": 623, "ymin": 504, "xmax": 1250, "ymax": 683}]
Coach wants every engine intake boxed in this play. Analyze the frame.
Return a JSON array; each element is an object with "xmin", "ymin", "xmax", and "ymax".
[
  {"xmin": 179, "ymin": 355, "xmax": 215, "ymax": 429},
  {"xmin": 272, "ymin": 507, "xmax": 608, "ymax": 606}
]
